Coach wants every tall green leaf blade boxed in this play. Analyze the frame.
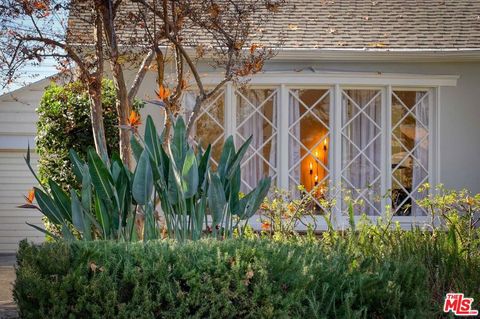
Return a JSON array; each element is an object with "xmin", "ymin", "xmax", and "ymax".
[
  {"xmin": 226, "ymin": 136, "xmax": 252, "ymax": 180},
  {"xmin": 70, "ymin": 190, "xmax": 87, "ymax": 239},
  {"xmin": 34, "ymin": 187, "xmax": 62, "ymax": 225},
  {"xmin": 143, "ymin": 203, "xmax": 157, "ymax": 241},
  {"xmin": 217, "ymin": 136, "xmax": 234, "ymax": 180},
  {"xmin": 167, "ymin": 164, "xmax": 179, "ymax": 205},
  {"xmin": 182, "ymin": 149, "xmax": 199, "ymax": 198},
  {"xmin": 24, "ymin": 144, "xmax": 46, "ymax": 191},
  {"xmin": 94, "ymin": 193, "xmax": 110, "ymax": 239},
  {"xmin": 26, "ymin": 222, "xmax": 59, "ymax": 240},
  {"xmin": 228, "ymin": 167, "xmax": 241, "ymax": 215},
  {"xmin": 130, "ymin": 134, "xmax": 144, "ymax": 162},
  {"xmin": 87, "ymin": 148, "xmax": 114, "ymax": 201},
  {"xmin": 239, "ymin": 177, "xmax": 271, "ymax": 219},
  {"xmin": 172, "ymin": 117, "xmax": 187, "ymax": 165},
  {"xmin": 49, "ymin": 180, "xmax": 72, "ymax": 223},
  {"xmin": 144, "ymin": 115, "xmax": 162, "ymax": 165},
  {"xmin": 198, "ymin": 144, "xmax": 211, "ymax": 191},
  {"xmin": 208, "ymin": 172, "xmax": 226, "ymax": 226},
  {"xmin": 132, "ymin": 149, "xmax": 153, "ymax": 205},
  {"xmin": 69, "ymin": 149, "xmax": 85, "ymax": 182}
]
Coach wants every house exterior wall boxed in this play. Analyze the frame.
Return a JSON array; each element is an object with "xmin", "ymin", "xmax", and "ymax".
[
  {"xmin": 0, "ymin": 80, "xmax": 47, "ymax": 253},
  {"xmin": 0, "ymin": 60, "xmax": 479, "ymax": 251},
  {"xmin": 130, "ymin": 61, "xmax": 480, "ymax": 194}
]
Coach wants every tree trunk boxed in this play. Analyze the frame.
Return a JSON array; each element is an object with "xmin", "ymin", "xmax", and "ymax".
[
  {"xmin": 99, "ymin": 0, "xmax": 132, "ymax": 168},
  {"xmin": 111, "ymin": 63, "xmax": 132, "ymax": 169},
  {"xmin": 87, "ymin": 80, "xmax": 109, "ymax": 162}
]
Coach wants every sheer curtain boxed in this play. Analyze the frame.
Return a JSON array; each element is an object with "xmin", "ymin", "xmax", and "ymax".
[
  {"xmin": 237, "ymin": 90, "xmax": 277, "ymax": 192},
  {"xmin": 288, "ymin": 90, "xmax": 301, "ymax": 194},
  {"xmin": 342, "ymin": 90, "xmax": 382, "ymax": 215},
  {"xmin": 412, "ymin": 92, "xmax": 429, "ymax": 216}
]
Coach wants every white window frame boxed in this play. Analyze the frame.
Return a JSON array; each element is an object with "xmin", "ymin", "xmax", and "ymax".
[{"xmin": 200, "ymin": 72, "xmax": 457, "ymax": 230}]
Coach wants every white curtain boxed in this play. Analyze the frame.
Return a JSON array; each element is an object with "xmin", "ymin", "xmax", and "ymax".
[
  {"xmin": 288, "ymin": 90, "xmax": 301, "ymax": 195},
  {"xmin": 342, "ymin": 90, "xmax": 382, "ymax": 215},
  {"xmin": 412, "ymin": 92, "xmax": 429, "ymax": 216},
  {"xmin": 237, "ymin": 90, "xmax": 277, "ymax": 193}
]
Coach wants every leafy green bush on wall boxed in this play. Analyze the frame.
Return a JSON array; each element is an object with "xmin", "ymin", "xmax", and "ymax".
[{"xmin": 36, "ymin": 80, "xmax": 142, "ymax": 190}]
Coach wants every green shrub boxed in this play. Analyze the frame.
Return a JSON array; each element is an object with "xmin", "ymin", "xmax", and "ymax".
[
  {"xmin": 15, "ymin": 233, "xmax": 477, "ymax": 319},
  {"xmin": 36, "ymin": 79, "xmax": 143, "ymax": 190}
]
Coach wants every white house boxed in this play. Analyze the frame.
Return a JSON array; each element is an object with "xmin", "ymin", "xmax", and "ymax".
[{"xmin": 1, "ymin": 0, "xmax": 480, "ymax": 252}]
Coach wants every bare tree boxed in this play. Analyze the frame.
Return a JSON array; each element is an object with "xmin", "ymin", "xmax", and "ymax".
[
  {"xmin": 0, "ymin": 0, "xmax": 153, "ymax": 165},
  {"xmin": 131, "ymin": 0, "xmax": 284, "ymax": 139},
  {"xmin": 1, "ymin": 0, "xmax": 284, "ymax": 161}
]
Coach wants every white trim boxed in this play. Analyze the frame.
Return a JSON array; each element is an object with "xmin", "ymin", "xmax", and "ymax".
[
  {"xmin": 274, "ymin": 49, "xmax": 480, "ymax": 62},
  {"xmin": 278, "ymin": 85, "xmax": 289, "ymax": 189},
  {"xmin": 194, "ymin": 72, "xmax": 452, "ymax": 229},
  {"xmin": 199, "ymin": 72, "xmax": 459, "ymax": 87},
  {"xmin": 434, "ymin": 87, "xmax": 441, "ymax": 186},
  {"xmin": 381, "ymin": 86, "xmax": 390, "ymax": 211},
  {"xmin": 332, "ymin": 84, "xmax": 342, "ymax": 227},
  {"xmin": 224, "ymin": 82, "xmax": 234, "ymax": 137}
]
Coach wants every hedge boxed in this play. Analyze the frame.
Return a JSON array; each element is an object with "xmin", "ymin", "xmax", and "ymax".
[
  {"xmin": 36, "ymin": 80, "xmax": 143, "ymax": 191},
  {"xmin": 14, "ymin": 237, "xmax": 457, "ymax": 319}
]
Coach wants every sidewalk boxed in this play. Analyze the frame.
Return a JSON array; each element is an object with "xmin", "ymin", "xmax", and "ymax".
[{"xmin": 0, "ymin": 254, "xmax": 17, "ymax": 319}]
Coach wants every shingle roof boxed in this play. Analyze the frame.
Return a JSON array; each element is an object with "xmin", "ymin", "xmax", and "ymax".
[{"xmin": 67, "ymin": 0, "xmax": 480, "ymax": 50}]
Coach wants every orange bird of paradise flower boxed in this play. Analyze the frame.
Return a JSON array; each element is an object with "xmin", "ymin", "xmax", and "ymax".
[
  {"xmin": 156, "ymin": 85, "xmax": 170, "ymax": 101},
  {"xmin": 128, "ymin": 111, "xmax": 141, "ymax": 129},
  {"xmin": 25, "ymin": 188, "xmax": 35, "ymax": 204},
  {"xmin": 261, "ymin": 221, "xmax": 271, "ymax": 231}
]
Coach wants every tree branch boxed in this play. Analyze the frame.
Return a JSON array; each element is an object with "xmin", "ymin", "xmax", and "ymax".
[
  {"xmin": 20, "ymin": 36, "xmax": 88, "ymax": 75},
  {"xmin": 128, "ymin": 49, "xmax": 154, "ymax": 103}
]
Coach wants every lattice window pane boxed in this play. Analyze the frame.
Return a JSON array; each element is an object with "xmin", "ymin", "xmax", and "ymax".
[
  {"xmin": 288, "ymin": 89, "xmax": 331, "ymax": 213},
  {"xmin": 235, "ymin": 88, "xmax": 278, "ymax": 193},
  {"xmin": 185, "ymin": 91, "xmax": 225, "ymax": 169},
  {"xmin": 341, "ymin": 89, "xmax": 382, "ymax": 215},
  {"xmin": 391, "ymin": 91, "xmax": 430, "ymax": 216}
]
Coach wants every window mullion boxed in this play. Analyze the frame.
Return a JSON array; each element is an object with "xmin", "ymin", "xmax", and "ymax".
[
  {"xmin": 430, "ymin": 87, "xmax": 439, "ymax": 187},
  {"xmin": 383, "ymin": 85, "xmax": 392, "ymax": 213},
  {"xmin": 332, "ymin": 84, "xmax": 343, "ymax": 228},
  {"xmin": 278, "ymin": 84, "xmax": 289, "ymax": 190}
]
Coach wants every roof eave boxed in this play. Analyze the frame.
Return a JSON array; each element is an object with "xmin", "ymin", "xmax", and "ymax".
[{"xmin": 274, "ymin": 48, "xmax": 480, "ymax": 62}]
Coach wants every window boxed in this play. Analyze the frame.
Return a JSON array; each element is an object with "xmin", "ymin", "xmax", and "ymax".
[
  {"xmin": 340, "ymin": 89, "xmax": 383, "ymax": 215},
  {"xmin": 391, "ymin": 90, "xmax": 430, "ymax": 216},
  {"xmin": 183, "ymin": 74, "xmax": 444, "ymax": 225},
  {"xmin": 235, "ymin": 88, "xmax": 278, "ymax": 193},
  {"xmin": 288, "ymin": 89, "xmax": 331, "ymax": 212}
]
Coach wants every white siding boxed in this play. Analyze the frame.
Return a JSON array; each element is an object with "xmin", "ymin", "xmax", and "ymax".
[
  {"xmin": 0, "ymin": 79, "xmax": 47, "ymax": 252},
  {"xmin": 0, "ymin": 151, "xmax": 44, "ymax": 253}
]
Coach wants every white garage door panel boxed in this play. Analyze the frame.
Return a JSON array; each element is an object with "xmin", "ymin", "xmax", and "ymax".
[
  {"xmin": 0, "ymin": 170, "xmax": 35, "ymax": 178},
  {"xmin": 0, "ymin": 151, "xmax": 44, "ymax": 253},
  {"xmin": 0, "ymin": 222, "xmax": 43, "ymax": 230}
]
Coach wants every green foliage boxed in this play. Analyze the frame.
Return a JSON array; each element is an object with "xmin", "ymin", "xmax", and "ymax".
[
  {"xmin": 36, "ymin": 79, "xmax": 143, "ymax": 190},
  {"xmin": 133, "ymin": 116, "xmax": 272, "ymax": 241},
  {"xmin": 14, "ymin": 230, "xmax": 480, "ymax": 319},
  {"xmin": 35, "ymin": 80, "xmax": 143, "ymax": 237},
  {"xmin": 24, "ymin": 114, "xmax": 271, "ymax": 242}
]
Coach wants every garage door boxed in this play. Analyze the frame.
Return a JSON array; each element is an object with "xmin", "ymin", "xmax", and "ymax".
[{"xmin": 0, "ymin": 151, "xmax": 44, "ymax": 253}]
